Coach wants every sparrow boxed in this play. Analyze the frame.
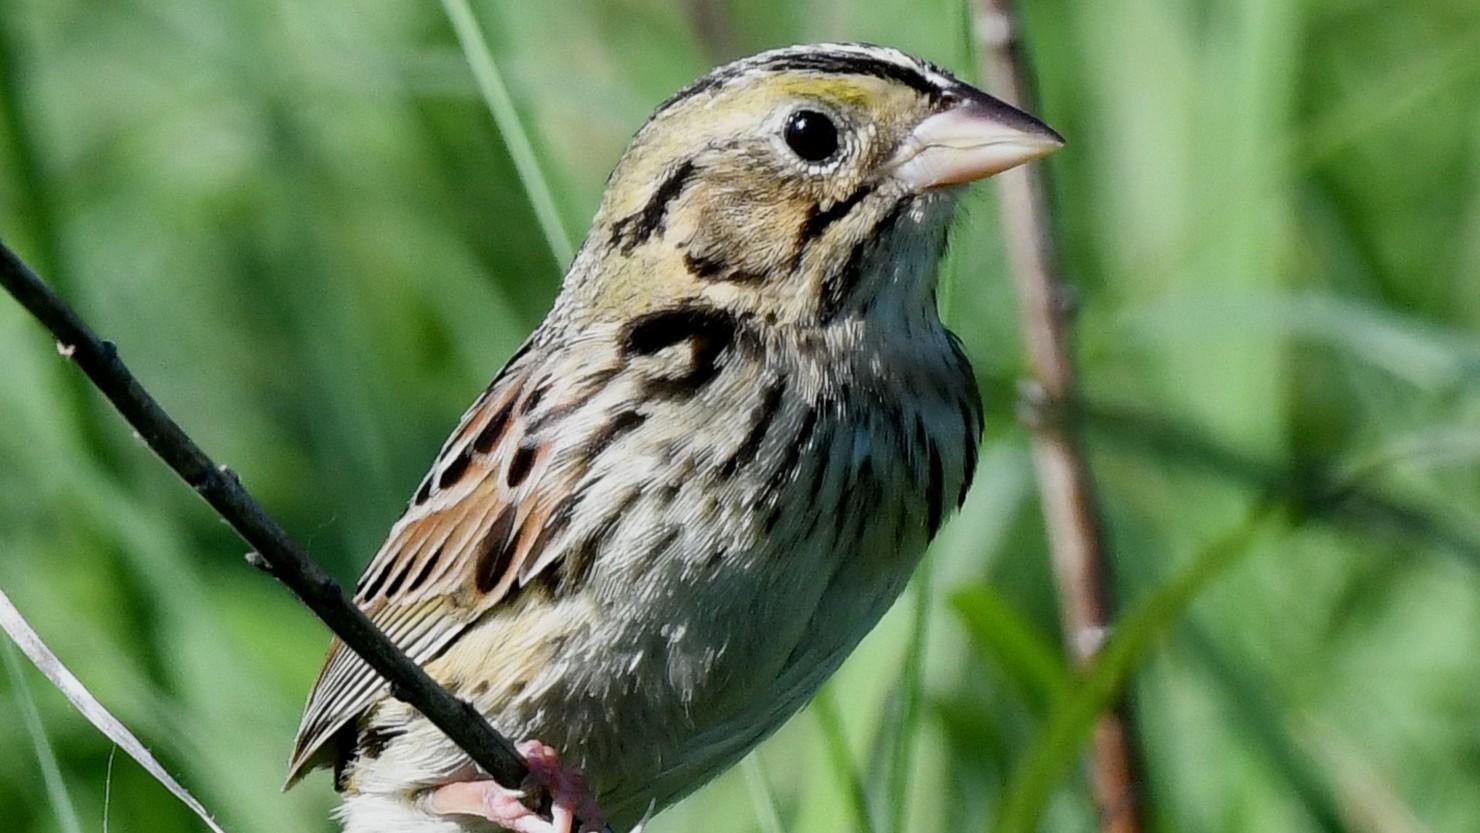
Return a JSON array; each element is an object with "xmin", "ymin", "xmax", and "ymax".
[{"xmin": 286, "ymin": 42, "xmax": 1062, "ymax": 833}]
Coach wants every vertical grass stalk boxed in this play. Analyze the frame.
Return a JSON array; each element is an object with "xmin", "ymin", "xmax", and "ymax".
[
  {"xmin": 4, "ymin": 641, "xmax": 85, "ymax": 833},
  {"xmin": 441, "ymin": 0, "xmax": 576, "ymax": 268},
  {"xmin": 814, "ymin": 686, "xmax": 878, "ymax": 833}
]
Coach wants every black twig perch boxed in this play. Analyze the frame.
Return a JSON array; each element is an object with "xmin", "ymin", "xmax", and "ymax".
[{"xmin": 0, "ymin": 239, "xmax": 530, "ymax": 792}]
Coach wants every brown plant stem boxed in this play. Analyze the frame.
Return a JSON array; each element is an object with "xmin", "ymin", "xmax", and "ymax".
[
  {"xmin": 0, "ymin": 239, "xmax": 530, "ymax": 793},
  {"xmin": 970, "ymin": 3, "xmax": 1148, "ymax": 832}
]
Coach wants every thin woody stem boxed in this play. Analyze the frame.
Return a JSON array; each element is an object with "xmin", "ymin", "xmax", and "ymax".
[
  {"xmin": 0, "ymin": 239, "xmax": 531, "ymax": 793},
  {"xmin": 970, "ymin": 3, "xmax": 1149, "ymax": 832}
]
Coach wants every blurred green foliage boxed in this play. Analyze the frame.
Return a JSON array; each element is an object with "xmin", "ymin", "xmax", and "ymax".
[{"xmin": 1, "ymin": 1, "xmax": 1478, "ymax": 832}]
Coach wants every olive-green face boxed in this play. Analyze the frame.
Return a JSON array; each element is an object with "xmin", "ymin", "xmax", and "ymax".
[{"xmin": 572, "ymin": 44, "xmax": 1052, "ymax": 329}]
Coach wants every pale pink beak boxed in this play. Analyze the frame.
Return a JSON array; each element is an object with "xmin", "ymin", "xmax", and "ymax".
[{"xmin": 889, "ymin": 90, "xmax": 1063, "ymax": 191}]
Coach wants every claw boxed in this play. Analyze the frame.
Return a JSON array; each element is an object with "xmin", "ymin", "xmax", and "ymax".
[{"xmin": 426, "ymin": 739, "xmax": 606, "ymax": 833}]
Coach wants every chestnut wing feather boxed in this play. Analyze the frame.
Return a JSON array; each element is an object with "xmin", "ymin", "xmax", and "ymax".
[{"xmin": 285, "ymin": 358, "xmax": 571, "ymax": 785}]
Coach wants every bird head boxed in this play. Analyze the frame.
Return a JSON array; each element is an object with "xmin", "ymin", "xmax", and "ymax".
[{"xmin": 566, "ymin": 43, "xmax": 1063, "ymax": 331}]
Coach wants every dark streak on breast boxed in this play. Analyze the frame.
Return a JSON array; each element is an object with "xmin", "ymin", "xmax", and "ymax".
[
  {"xmin": 925, "ymin": 442, "xmax": 945, "ymax": 538},
  {"xmin": 555, "ymin": 488, "xmax": 641, "ymax": 593},
  {"xmin": 587, "ymin": 410, "xmax": 647, "ymax": 460},
  {"xmin": 958, "ymin": 403, "xmax": 980, "ymax": 507},
  {"xmin": 759, "ymin": 404, "xmax": 820, "ymax": 530},
  {"xmin": 718, "ymin": 377, "xmax": 786, "ymax": 478}
]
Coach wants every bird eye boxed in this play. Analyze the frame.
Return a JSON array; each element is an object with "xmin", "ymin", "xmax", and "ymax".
[{"xmin": 783, "ymin": 110, "xmax": 839, "ymax": 163}]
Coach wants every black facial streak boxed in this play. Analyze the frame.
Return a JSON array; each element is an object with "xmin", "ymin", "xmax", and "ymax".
[
  {"xmin": 798, "ymin": 184, "xmax": 874, "ymax": 250},
  {"xmin": 684, "ymin": 251, "xmax": 764, "ymax": 283},
  {"xmin": 473, "ymin": 505, "xmax": 519, "ymax": 593},
  {"xmin": 610, "ymin": 160, "xmax": 697, "ymax": 253},
  {"xmin": 719, "ymin": 378, "xmax": 786, "ymax": 478},
  {"xmin": 623, "ymin": 305, "xmax": 740, "ymax": 396},
  {"xmin": 587, "ymin": 410, "xmax": 647, "ymax": 459},
  {"xmin": 926, "ymin": 443, "xmax": 945, "ymax": 538},
  {"xmin": 437, "ymin": 446, "xmax": 473, "ymax": 490},
  {"xmin": 506, "ymin": 443, "xmax": 538, "ymax": 489},
  {"xmin": 819, "ymin": 239, "xmax": 869, "ymax": 323},
  {"xmin": 474, "ymin": 399, "xmax": 515, "ymax": 454},
  {"xmin": 817, "ymin": 198, "xmax": 909, "ymax": 323}
]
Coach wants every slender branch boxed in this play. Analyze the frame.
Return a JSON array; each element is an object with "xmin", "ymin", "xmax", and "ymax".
[
  {"xmin": 0, "ymin": 239, "xmax": 530, "ymax": 791},
  {"xmin": 970, "ymin": 3, "xmax": 1148, "ymax": 832}
]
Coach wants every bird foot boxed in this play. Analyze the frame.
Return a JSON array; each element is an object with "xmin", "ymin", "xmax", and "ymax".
[{"xmin": 426, "ymin": 740, "xmax": 606, "ymax": 833}]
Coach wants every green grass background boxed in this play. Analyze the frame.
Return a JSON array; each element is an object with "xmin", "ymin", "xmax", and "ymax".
[{"xmin": 1, "ymin": 1, "xmax": 1478, "ymax": 831}]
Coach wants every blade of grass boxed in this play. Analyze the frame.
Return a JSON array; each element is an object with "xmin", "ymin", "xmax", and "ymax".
[
  {"xmin": 953, "ymin": 585, "xmax": 1071, "ymax": 711},
  {"xmin": 0, "ymin": 10, "xmax": 120, "ymax": 475},
  {"xmin": 440, "ymin": 0, "xmax": 575, "ymax": 268},
  {"xmin": 3, "ymin": 639, "xmax": 85, "ymax": 833},
  {"xmin": 989, "ymin": 500, "xmax": 1282, "ymax": 833},
  {"xmin": 742, "ymin": 752, "xmax": 787, "ymax": 833},
  {"xmin": 814, "ymin": 686, "xmax": 878, "ymax": 833},
  {"xmin": 0, "ymin": 587, "xmax": 229, "ymax": 833},
  {"xmin": 1181, "ymin": 623, "xmax": 1349, "ymax": 833},
  {"xmin": 885, "ymin": 564, "xmax": 930, "ymax": 833}
]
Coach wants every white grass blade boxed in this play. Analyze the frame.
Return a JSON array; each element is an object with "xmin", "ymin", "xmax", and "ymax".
[{"xmin": 0, "ymin": 587, "xmax": 228, "ymax": 833}]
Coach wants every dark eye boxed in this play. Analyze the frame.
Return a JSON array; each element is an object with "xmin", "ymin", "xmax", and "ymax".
[{"xmin": 783, "ymin": 110, "xmax": 839, "ymax": 163}]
